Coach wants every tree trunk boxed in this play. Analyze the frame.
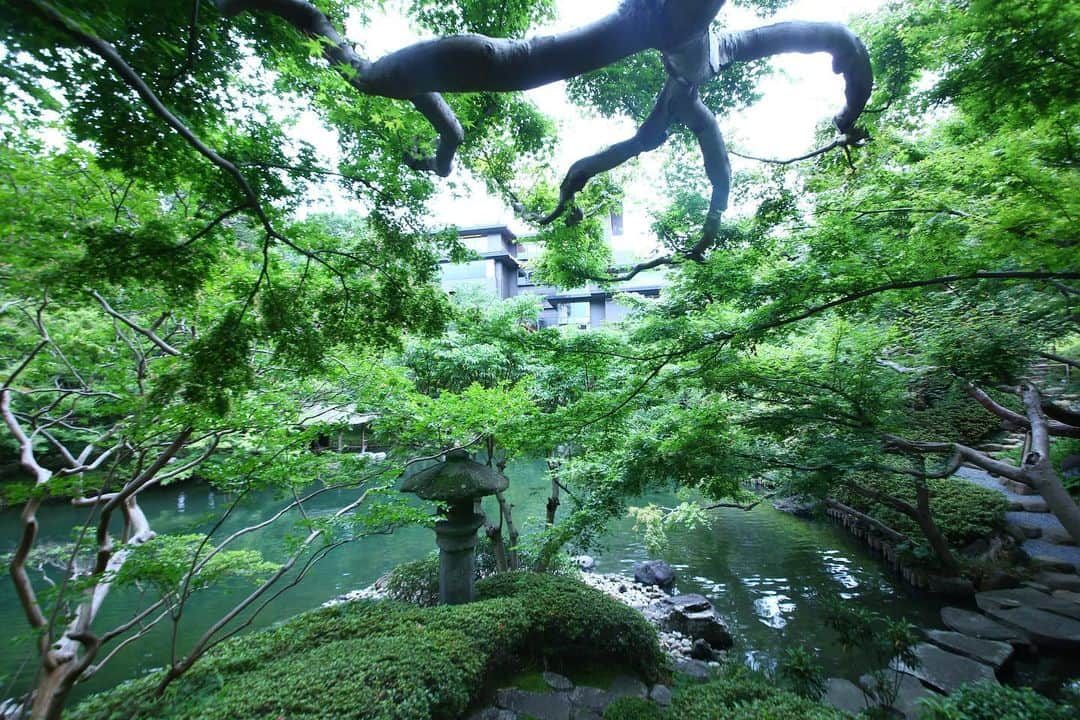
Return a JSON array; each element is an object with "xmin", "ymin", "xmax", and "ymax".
[
  {"xmin": 28, "ymin": 663, "xmax": 76, "ymax": 720},
  {"xmin": 912, "ymin": 476, "xmax": 959, "ymax": 576},
  {"xmin": 494, "ymin": 490, "xmax": 520, "ymax": 570},
  {"xmin": 546, "ymin": 458, "xmax": 561, "ymax": 527}
]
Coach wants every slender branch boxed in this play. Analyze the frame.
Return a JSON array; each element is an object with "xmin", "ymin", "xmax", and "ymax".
[
  {"xmin": 91, "ymin": 294, "xmax": 181, "ymax": 357},
  {"xmin": 1039, "ymin": 351, "xmax": 1080, "ymax": 370}
]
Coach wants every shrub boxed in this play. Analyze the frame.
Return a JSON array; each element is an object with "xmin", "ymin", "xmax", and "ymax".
[
  {"xmin": 917, "ymin": 681, "xmax": 1074, "ymax": 720},
  {"xmin": 835, "ymin": 474, "xmax": 1007, "ymax": 549},
  {"xmin": 384, "ymin": 555, "xmax": 440, "ymax": 606},
  {"xmin": 602, "ymin": 697, "xmax": 663, "ymax": 720},
  {"xmin": 668, "ymin": 662, "xmax": 842, "ymax": 720},
  {"xmin": 70, "ymin": 573, "xmax": 665, "ymax": 720}
]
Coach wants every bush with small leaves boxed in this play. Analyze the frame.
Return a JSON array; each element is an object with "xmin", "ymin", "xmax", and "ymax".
[
  {"xmin": 602, "ymin": 696, "xmax": 664, "ymax": 720},
  {"xmin": 917, "ymin": 681, "xmax": 1075, "ymax": 720},
  {"xmin": 69, "ymin": 572, "xmax": 665, "ymax": 720}
]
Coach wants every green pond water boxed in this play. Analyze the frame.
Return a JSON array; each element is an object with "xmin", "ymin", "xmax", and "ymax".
[{"xmin": 1, "ymin": 457, "xmax": 949, "ymax": 704}]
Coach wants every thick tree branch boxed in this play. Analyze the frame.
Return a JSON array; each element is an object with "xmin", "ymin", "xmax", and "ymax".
[{"xmin": 718, "ymin": 21, "xmax": 872, "ymax": 133}]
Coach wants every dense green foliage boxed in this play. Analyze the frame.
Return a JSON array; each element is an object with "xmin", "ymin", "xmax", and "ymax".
[
  {"xmin": 836, "ymin": 475, "xmax": 1008, "ymax": 548},
  {"xmin": 667, "ymin": 663, "xmax": 842, "ymax": 720},
  {"xmin": 917, "ymin": 681, "xmax": 1077, "ymax": 720},
  {"xmin": 68, "ymin": 573, "xmax": 664, "ymax": 720},
  {"xmin": 603, "ymin": 696, "xmax": 664, "ymax": 720}
]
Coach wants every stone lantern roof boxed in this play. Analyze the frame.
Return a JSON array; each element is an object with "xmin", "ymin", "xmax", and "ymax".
[{"xmin": 401, "ymin": 449, "xmax": 508, "ymax": 503}]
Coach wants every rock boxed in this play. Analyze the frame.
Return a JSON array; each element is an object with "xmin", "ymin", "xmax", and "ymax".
[
  {"xmin": 571, "ymin": 709, "xmax": 602, "ymax": 720},
  {"xmin": 543, "ymin": 672, "xmax": 574, "ymax": 691},
  {"xmin": 648, "ymin": 685, "xmax": 672, "ymax": 707},
  {"xmin": 940, "ymin": 607, "xmax": 1029, "ymax": 644},
  {"xmin": 773, "ymin": 496, "xmax": 819, "ymax": 518},
  {"xmin": 823, "ymin": 677, "xmax": 868, "ymax": 716},
  {"xmin": 609, "ymin": 676, "xmax": 648, "ymax": 700},
  {"xmin": 975, "ymin": 587, "xmax": 1080, "ymax": 622},
  {"xmin": 569, "ymin": 686, "xmax": 609, "ymax": 713},
  {"xmin": 690, "ymin": 639, "xmax": 717, "ymax": 661},
  {"xmin": 1052, "ymin": 589, "xmax": 1080, "ymax": 605},
  {"xmin": 924, "ymin": 630, "xmax": 1014, "ymax": 669},
  {"xmin": 961, "ymin": 538, "xmax": 991, "ymax": 558},
  {"xmin": 496, "ymin": 689, "xmax": 570, "ymax": 720},
  {"xmin": 667, "ymin": 608, "xmax": 733, "ymax": 649},
  {"xmin": 859, "ymin": 671, "xmax": 938, "ymax": 720},
  {"xmin": 927, "ymin": 575, "xmax": 976, "ymax": 598},
  {"xmin": 572, "ymin": 555, "xmax": 595, "ymax": 571},
  {"xmin": 981, "ymin": 605, "xmax": 1080, "ymax": 650},
  {"xmin": 634, "ymin": 560, "xmax": 676, "ymax": 588},
  {"xmin": 466, "ymin": 708, "xmax": 516, "ymax": 720},
  {"xmin": 978, "ymin": 570, "xmax": 1022, "ymax": 591},
  {"xmin": 1037, "ymin": 571, "xmax": 1080, "ymax": 593},
  {"xmin": 673, "ymin": 658, "xmax": 712, "ymax": 681},
  {"xmin": 1021, "ymin": 581, "xmax": 1052, "ymax": 593},
  {"xmin": 662, "ymin": 593, "xmax": 712, "ymax": 613},
  {"xmin": 890, "ymin": 643, "xmax": 997, "ymax": 694}
]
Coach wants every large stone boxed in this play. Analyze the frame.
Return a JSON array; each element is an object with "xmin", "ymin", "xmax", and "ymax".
[
  {"xmin": 975, "ymin": 587, "xmax": 1080, "ymax": 622},
  {"xmin": 569, "ymin": 686, "xmax": 609, "ymax": 713},
  {"xmin": 823, "ymin": 677, "xmax": 868, "ymax": 716},
  {"xmin": 1052, "ymin": 589, "xmax": 1080, "ymax": 605},
  {"xmin": 940, "ymin": 607, "xmax": 1029, "ymax": 644},
  {"xmin": 927, "ymin": 575, "xmax": 975, "ymax": 598},
  {"xmin": 859, "ymin": 671, "xmax": 937, "ymax": 720},
  {"xmin": 890, "ymin": 643, "xmax": 997, "ymax": 694},
  {"xmin": 662, "ymin": 593, "xmax": 713, "ymax": 613},
  {"xmin": 634, "ymin": 560, "xmax": 676, "ymax": 588},
  {"xmin": 667, "ymin": 608, "xmax": 733, "ymax": 649},
  {"xmin": 924, "ymin": 630, "xmax": 1013, "ymax": 669},
  {"xmin": 609, "ymin": 676, "xmax": 648, "ymax": 700},
  {"xmin": 496, "ymin": 689, "xmax": 570, "ymax": 720},
  {"xmin": 981, "ymin": 605, "xmax": 1080, "ymax": 650},
  {"xmin": 672, "ymin": 658, "xmax": 712, "ymax": 681},
  {"xmin": 1037, "ymin": 571, "xmax": 1080, "ymax": 593},
  {"xmin": 466, "ymin": 709, "xmax": 516, "ymax": 720},
  {"xmin": 543, "ymin": 672, "xmax": 574, "ymax": 691},
  {"xmin": 648, "ymin": 685, "xmax": 672, "ymax": 707},
  {"xmin": 690, "ymin": 638, "xmax": 718, "ymax": 661},
  {"xmin": 773, "ymin": 496, "xmax": 819, "ymax": 517}
]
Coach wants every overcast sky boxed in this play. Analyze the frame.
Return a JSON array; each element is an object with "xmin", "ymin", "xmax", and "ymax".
[{"xmin": 333, "ymin": 0, "xmax": 886, "ymax": 254}]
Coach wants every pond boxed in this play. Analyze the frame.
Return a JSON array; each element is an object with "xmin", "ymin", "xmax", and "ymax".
[{"xmin": 0, "ymin": 457, "xmax": 948, "ymax": 704}]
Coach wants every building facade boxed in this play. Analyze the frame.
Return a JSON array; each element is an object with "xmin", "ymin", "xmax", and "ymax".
[{"xmin": 441, "ymin": 224, "xmax": 668, "ymax": 330}]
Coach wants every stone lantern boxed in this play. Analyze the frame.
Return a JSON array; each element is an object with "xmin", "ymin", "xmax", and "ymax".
[{"xmin": 401, "ymin": 449, "xmax": 508, "ymax": 605}]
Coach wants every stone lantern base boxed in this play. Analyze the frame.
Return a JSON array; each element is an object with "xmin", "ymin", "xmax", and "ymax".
[{"xmin": 434, "ymin": 510, "xmax": 485, "ymax": 605}]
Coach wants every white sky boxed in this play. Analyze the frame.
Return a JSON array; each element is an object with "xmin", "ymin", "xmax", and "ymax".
[{"xmin": 324, "ymin": 0, "xmax": 886, "ymax": 256}]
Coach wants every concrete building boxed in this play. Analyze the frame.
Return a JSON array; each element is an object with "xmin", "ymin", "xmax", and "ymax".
[{"xmin": 441, "ymin": 220, "xmax": 668, "ymax": 330}]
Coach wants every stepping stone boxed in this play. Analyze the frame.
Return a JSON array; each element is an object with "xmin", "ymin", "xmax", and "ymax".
[
  {"xmin": 609, "ymin": 676, "xmax": 648, "ymax": 700},
  {"xmin": 860, "ymin": 671, "xmax": 938, "ymax": 720},
  {"xmin": 572, "ymin": 710, "xmax": 602, "ymax": 720},
  {"xmin": 496, "ymin": 688, "xmax": 570, "ymax": 720},
  {"xmin": 1011, "ymin": 497, "xmax": 1050, "ymax": 513},
  {"xmin": 543, "ymin": 672, "xmax": 573, "ymax": 691},
  {"xmin": 975, "ymin": 587, "xmax": 1080, "ymax": 621},
  {"xmin": 981, "ymin": 605, "xmax": 1080, "ymax": 650},
  {"xmin": 1021, "ymin": 540, "xmax": 1080, "ymax": 572},
  {"xmin": 1038, "ymin": 571, "xmax": 1080, "ymax": 593},
  {"xmin": 924, "ymin": 629, "xmax": 1013, "ymax": 668},
  {"xmin": 940, "ymin": 607, "xmax": 1029, "ymax": 644},
  {"xmin": 1007, "ymin": 511, "xmax": 1069, "ymax": 540},
  {"xmin": 890, "ymin": 643, "xmax": 997, "ymax": 694},
  {"xmin": 1052, "ymin": 589, "xmax": 1080, "ymax": 605},
  {"xmin": 823, "ymin": 677, "xmax": 869, "ymax": 716}
]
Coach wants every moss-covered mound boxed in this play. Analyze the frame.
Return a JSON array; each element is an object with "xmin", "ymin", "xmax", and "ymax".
[
  {"xmin": 70, "ymin": 573, "xmax": 665, "ymax": 720},
  {"xmin": 835, "ymin": 474, "xmax": 1008, "ymax": 549}
]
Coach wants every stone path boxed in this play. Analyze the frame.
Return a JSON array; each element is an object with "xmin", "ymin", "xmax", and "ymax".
[
  {"xmin": 890, "ymin": 643, "xmax": 997, "ymax": 694},
  {"xmin": 467, "ymin": 672, "xmax": 669, "ymax": 720},
  {"xmin": 953, "ymin": 465, "xmax": 1080, "ymax": 570}
]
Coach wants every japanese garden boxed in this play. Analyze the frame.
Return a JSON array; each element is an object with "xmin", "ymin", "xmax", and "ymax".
[{"xmin": 1, "ymin": 1, "xmax": 1078, "ymax": 718}]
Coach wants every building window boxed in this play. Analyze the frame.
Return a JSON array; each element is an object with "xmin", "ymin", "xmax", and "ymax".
[{"xmin": 558, "ymin": 301, "xmax": 590, "ymax": 329}]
